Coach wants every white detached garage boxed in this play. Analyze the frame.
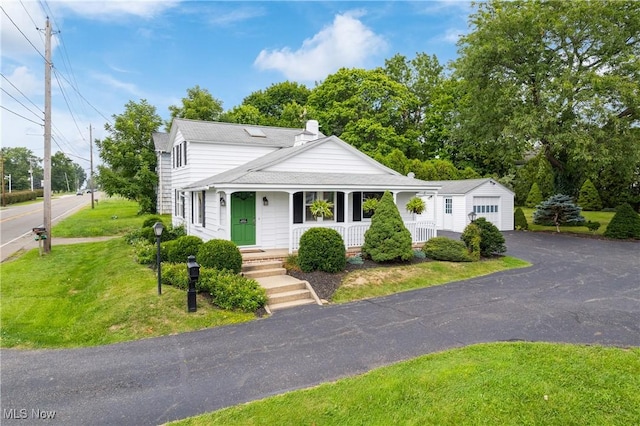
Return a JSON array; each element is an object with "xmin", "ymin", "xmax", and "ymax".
[{"xmin": 420, "ymin": 179, "xmax": 514, "ymax": 232}]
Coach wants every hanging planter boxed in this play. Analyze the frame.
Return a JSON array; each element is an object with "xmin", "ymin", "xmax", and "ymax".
[
  {"xmin": 406, "ymin": 196, "xmax": 426, "ymax": 215},
  {"xmin": 362, "ymin": 198, "xmax": 379, "ymax": 214},
  {"xmin": 309, "ymin": 199, "xmax": 334, "ymax": 220}
]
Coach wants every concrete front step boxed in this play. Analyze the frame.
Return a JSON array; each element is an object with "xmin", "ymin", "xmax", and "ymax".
[
  {"xmin": 268, "ymin": 298, "xmax": 318, "ymax": 311},
  {"xmin": 252, "ymin": 274, "xmax": 322, "ymax": 313},
  {"xmin": 243, "ymin": 268, "xmax": 286, "ymax": 279},
  {"xmin": 242, "ymin": 260, "xmax": 283, "ymax": 272}
]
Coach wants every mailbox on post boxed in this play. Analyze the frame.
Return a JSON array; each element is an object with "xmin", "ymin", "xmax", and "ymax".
[
  {"xmin": 32, "ymin": 227, "xmax": 47, "ymax": 256},
  {"xmin": 186, "ymin": 255, "xmax": 200, "ymax": 312}
]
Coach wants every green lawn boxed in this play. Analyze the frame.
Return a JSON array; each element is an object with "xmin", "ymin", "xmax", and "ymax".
[
  {"xmin": 0, "ymin": 238, "xmax": 254, "ymax": 349},
  {"xmin": 332, "ymin": 256, "xmax": 530, "ymax": 303},
  {"xmin": 520, "ymin": 207, "xmax": 614, "ymax": 235},
  {"xmin": 171, "ymin": 342, "xmax": 640, "ymax": 425},
  {"xmin": 52, "ymin": 197, "xmax": 170, "ymax": 237}
]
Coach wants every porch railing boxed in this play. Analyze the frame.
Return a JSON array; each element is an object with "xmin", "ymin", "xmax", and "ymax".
[{"xmin": 291, "ymin": 221, "xmax": 437, "ymax": 252}]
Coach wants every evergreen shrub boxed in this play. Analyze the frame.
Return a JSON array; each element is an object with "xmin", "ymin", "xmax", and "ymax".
[
  {"xmin": 525, "ymin": 183, "xmax": 543, "ymax": 208},
  {"xmin": 514, "ymin": 207, "xmax": 529, "ymax": 230},
  {"xmin": 422, "ymin": 237, "xmax": 472, "ymax": 262},
  {"xmin": 298, "ymin": 227, "xmax": 346, "ymax": 273},
  {"xmin": 585, "ymin": 221, "xmax": 601, "ymax": 233},
  {"xmin": 577, "ymin": 179, "xmax": 603, "ymax": 211},
  {"xmin": 604, "ymin": 203, "xmax": 640, "ymax": 239},
  {"xmin": 533, "ymin": 194, "xmax": 586, "ymax": 232},
  {"xmin": 167, "ymin": 236, "xmax": 203, "ymax": 263},
  {"xmin": 362, "ymin": 191, "xmax": 413, "ymax": 262},
  {"xmin": 462, "ymin": 223, "xmax": 482, "ymax": 261},
  {"xmin": 161, "ymin": 263, "xmax": 190, "ymax": 290},
  {"xmin": 461, "ymin": 218, "xmax": 506, "ymax": 257},
  {"xmin": 197, "ymin": 239, "xmax": 243, "ymax": 273},
  {"xmin": 200, "ymin": 269, "xmax": 267, "ymax": 312},
  {"xmin": 142, "ymin": 216, "xmax": 163, "ymax": 228}
]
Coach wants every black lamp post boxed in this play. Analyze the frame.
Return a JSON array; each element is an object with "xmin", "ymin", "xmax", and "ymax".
[
  {"xmin": 153, "ymin": 222, "xmax": 164, "ymax": 295},
  {"xmin": 468, "ymin": 211, "xmax": 477, "ymax": 223},
  {"xmin": 187, "ymin": 255, "xmax": 200, "ymax": 312}
]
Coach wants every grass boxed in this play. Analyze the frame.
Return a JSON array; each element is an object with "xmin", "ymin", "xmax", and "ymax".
[
  {"xmin": 171, "ymin": 342, "xmax": 640, "ymax": 425},
  {"xmin": 332, "ymin": 256, "xmax": 530, "ymax": 303},
  {"xmin": 52, "ymin": 196, "xmax": 169, "ymax": 237},
  {"xmin": 0, "ymin": 237, "xmax": 254, "ymax": 349},
  {"xmin": 520, "ymin": 207, "xmax": 614, "ymax": 235}
]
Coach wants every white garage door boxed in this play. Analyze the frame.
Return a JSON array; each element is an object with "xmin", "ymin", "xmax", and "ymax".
[{"xmin": 473, "ymin": 197, "xmax": 501, "ymax": 228}]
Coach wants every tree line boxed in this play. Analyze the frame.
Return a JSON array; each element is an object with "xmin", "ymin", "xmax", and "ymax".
[
  {"xmin": 96, "ymin": 0, "xmax": 640, "ymax": 213},
  {"xmin": 1, "ymin": 148, "xmax": 86, "ymax": 194}
]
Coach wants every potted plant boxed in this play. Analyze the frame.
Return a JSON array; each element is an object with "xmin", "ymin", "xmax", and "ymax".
[
  {"xmin": 309, "ymin": 199, "xmax": 334, "ymax": 221},
  {"xmin": 406, "ymin": 196, "xmax": 426, "ymax": 218},
  {"xmin": 362, "ymin": 198, "xmax": 379, "ymax": 215}
]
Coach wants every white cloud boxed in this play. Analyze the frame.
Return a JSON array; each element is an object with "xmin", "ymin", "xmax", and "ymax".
[
  {"xmin": 254, "ymin": 11, "xmax": 388, "ymax": 81},
  {"xmin": 3, "ymin": 65, "xmax": 42, "ymax": 97},
  {"xmin": 441, "ymin": 27, "xmax": 466, "ymax": 44},
  {"xmin": 206, "ymin": 6, "xmax": 265, "ymax": 27},
  {"xmin": 50, "ymin": 0, "xmax": 181, "ymax": 21},
  {"xmin": 0, "ymin": 1, "xmax": 54, "ymax": 60},
  {"xmin": 91, "ymin": 72, "xmax": 143, "ymax": 97}
]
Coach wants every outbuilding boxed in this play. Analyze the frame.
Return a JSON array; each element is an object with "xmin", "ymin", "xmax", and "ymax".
[{"xmin": 420, "ymin": 178, "xmax": 514, "ymax": 232}]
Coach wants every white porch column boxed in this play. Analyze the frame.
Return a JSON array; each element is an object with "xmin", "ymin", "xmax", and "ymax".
[
  {"xmin": 288, "ymin": 191, "xmax": 294, "ymax": 254},
  {"xmin": 225, "ymin": 191, "xmax": 233, "ymax": 240}
]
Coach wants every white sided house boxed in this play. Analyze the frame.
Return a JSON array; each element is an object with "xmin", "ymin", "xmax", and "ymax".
[
  {"xmin": 419, "ymin": 179, "xmax": 514, "ymax": 232},
  {"xmin": 161, "ymin": 118, "xmax": 440, "ymax": 252}
]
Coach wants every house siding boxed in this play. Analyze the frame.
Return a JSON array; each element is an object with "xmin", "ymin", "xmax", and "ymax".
[
  {"xmin": 189, "ymin": 142, "xmax": 276, "ymax": 179},
  {"xmin": 265, "ymin": 140, "xmax": 384, "ymax": 174},
  {"xmin": 258, "ymin": 191, "xmax": 289, "ymax": 248},
  {"xmin": 157, "ymin": 152, "xmax": 172, "ymax": 214}
]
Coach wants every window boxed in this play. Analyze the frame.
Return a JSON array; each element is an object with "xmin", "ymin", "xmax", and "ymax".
[
  {"xmin": 194, "ymin": 191, "xmax": 205, "ymax": 226},
  {"xmin": 173, "ymin": 142, "xmax": 187, "ymax": 168},
  {"xmin": 445, "ymin": 198, "xmax": 453, "ymax": 214},
  {"xmin": 304, "ymin": 191, "xmax": 335, "ymax": 222},
  {"xmin": 362, "ymin": 192, "xmax": 383, "ymax": 219},
  {"xmin": 474, "ymin": 204, "xmax": 499, "ymax": 214},
  {"xmin": 178, "ymin": 192, "xmax": 185, "ymax": 218}
]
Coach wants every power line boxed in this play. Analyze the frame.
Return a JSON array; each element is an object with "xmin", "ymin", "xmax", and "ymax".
[
  {"xmin": 20, "ymin": 0, "xmax": 45, "ymax": 45},
  {"xmin": 53, "ymin": 68, "xmax": 87, "ymax": 147},
  {"xmin": 53, "ymin": 70, "xmax": 113, "ymax": 125},
  {"xmin": 0, "ymin": 87, "xmax": 42, "ymax": 121},
  {"xmin": 0, "ymin": 105, "xmax": 43, "ymax": 126},
  {"xmin": 0, "ymin": 73, "xmax": 44, "ymax": 114},
  {"xmin": 0, "ymin": 5, "xmax": 45, "ymax": 60}
]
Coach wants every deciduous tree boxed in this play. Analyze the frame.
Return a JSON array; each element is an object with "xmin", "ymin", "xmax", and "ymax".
[{"xmin": 96, "ymin": 99, "xmax": 162, "ymax": 213}]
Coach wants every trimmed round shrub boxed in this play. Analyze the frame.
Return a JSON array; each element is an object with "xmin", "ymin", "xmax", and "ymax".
[
  {"xmin": 585, "ymin": 221, "xmax": 601, "ymax": 233},
  {"xmin": 461, "ymin": 218, "xmax": 506, "ymax": 257},
  {"xmin": 514, "ymin": 207, "xmax": 529, "ymax": 230},
  {"xmin": 604, "ymin": 203, "xmax": 640, "ymax": 239},
  {"xmin": 422, "ymin": 237, "xmax": 472, "ymax": 262},
  {"xmin": 199, "ymin": 269, "xmax": 267, "ymax": 312},
  {"xmin": 298, "ymin": 227, "xmax": 346, "ymax": 273},
  {"xmin": 197, "ymin": 239, "xmax": 243, "ymax": 273},
  {"xmin": 167, "ymin": 236, "xmax": 203, "ymax": 263},
  {"xmin": 577, "ymin": 179, "xmax": 603, "ymax": 211},
  {"xmin": 362, "ymin": 191, "xmax": 413, "ymax": 262}
]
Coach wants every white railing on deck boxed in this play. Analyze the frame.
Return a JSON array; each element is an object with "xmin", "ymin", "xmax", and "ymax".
[{"xmin": 291, "ymin": 221, "xmax": 436, "ymax": 251}]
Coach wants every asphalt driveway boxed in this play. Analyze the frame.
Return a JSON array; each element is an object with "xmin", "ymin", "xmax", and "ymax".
[{"xmin": 1, "ymin": 232, "xmax": 638, "ymax": 425}]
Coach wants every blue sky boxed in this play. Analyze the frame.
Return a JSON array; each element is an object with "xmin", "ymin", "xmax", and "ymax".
[{"xmin": 1, "ymin": 1, "xmax": 473, "ymax": 171}]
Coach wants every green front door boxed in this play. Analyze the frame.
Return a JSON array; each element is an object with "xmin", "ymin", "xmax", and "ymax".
[{"xmin": 231, "ymin": 192, "xmax": 256, "ymax": 246}]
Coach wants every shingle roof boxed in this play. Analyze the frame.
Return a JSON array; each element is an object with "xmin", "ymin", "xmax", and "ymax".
[
  {"xmin": 427, "ymin": 178, "xmax": 513, "ymax": 194},
  {"xmin": 152, "ymin": 132, "xmax": 171, "ymax": 152},
  {"xmin": 170, "ymin": 118, "xmax": 325, "ymax": 147},
  {"xmin": 185, "ymin": 171, "xmax": 439, "ymax": 190}
]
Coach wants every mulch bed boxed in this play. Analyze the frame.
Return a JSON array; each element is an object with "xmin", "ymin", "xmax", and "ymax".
[{"xmin": 288, "ymin": 256, "xmax": 431, "ymax": 301}]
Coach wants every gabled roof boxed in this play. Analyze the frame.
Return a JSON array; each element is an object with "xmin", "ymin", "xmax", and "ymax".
[
  {"xmin": 428, "ymin": 178, "xmax": 514, "ymax": 195},
  {"xmin": 184, "ymin": 136, "xmax": 421, "ymax": 191},
  {"xmin": 167, "ymin": 118, "xmax": 325, "ymax": 148},
  {"xmin": 152, "ymin": 132, "xmax": 171, "ymax": 152}
]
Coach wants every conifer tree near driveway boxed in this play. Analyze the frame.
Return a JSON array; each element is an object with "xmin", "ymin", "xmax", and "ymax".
[
  {"xmin": 533, "ymin": 194, "xmax": 586, "ymax": 232},
  {"xmin": 362, "ymin": 191, "xmax": 414, "ymax": 262}
]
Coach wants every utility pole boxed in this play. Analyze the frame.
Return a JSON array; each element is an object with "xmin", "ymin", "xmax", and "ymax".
[
  {"xmin": 43, "ymin": 17, "xmax": 52, "ymax": 253},
  {"xmin": 90, "ymin": 124, "xmax": 94, "ymax": 209},
  {"xmin": 1, "ymin": 153, "xmax": 5, "ymax": 207}
]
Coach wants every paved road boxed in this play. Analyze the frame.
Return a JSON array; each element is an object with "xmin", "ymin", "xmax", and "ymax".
[
  {"xmin": 0, "ymin": 194, "xmax": 95, "ymax": 262},
  {"xmin": 1, "ymin": 232, "xmax": 638, "ymax": 425}
]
